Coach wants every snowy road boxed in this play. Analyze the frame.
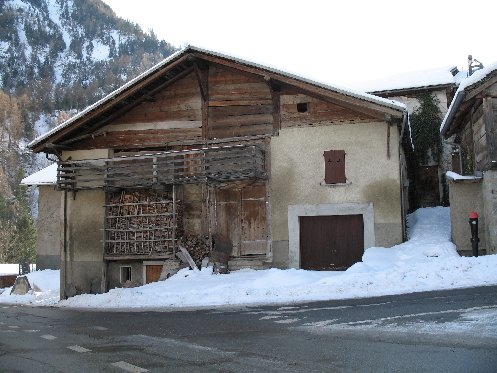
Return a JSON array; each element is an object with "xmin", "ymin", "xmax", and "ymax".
[{"xmin": 1, "ymin": 285, "xmax": 496, "ymax": 372}]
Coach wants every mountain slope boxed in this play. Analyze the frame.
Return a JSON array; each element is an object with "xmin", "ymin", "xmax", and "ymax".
[
  {"xmin": 0, "ymin": 0, "xmax": 177, "ymax": 111},
  {"xmin": 0, "ymin": 0, "xmax": 178, "ymax": 263}
]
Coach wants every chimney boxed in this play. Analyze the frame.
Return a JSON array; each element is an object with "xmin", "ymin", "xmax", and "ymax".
[{"xmin": 468, "ymin": 55, "xmax": 484, "ymax": 76}]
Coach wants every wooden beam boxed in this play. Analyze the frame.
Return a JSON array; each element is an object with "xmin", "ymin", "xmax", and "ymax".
[
  {"xmin": 193, "ymin": 62, "xmax": 208, "ymax": 102},
  {"xmin": 264, "ymin": 77, "xmax": 282, "ymax": 135}
]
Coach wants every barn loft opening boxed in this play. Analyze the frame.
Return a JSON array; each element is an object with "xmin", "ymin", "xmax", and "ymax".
[{"xmin": 297, "ymin": 102, "xmax": 308, "ymax": 113}]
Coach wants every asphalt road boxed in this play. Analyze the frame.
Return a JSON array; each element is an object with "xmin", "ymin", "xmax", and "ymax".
[{"xmin": 1, "ymin": 285, "xmax": 497, "ymax": 372}]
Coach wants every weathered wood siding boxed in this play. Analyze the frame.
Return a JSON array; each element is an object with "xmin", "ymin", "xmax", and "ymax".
[
  {"xmin": 208, "ymin": 65, "xmax": 273, "ymax": 138},
  {"xmin": 459, "ymin": 96, "xmax": 497, "ymax": 173},
  {"xmin": 280, "ymin": 91, "xmax": 375, "ymax": 128},
  {"xmin": 214, "ymin": 181, "xmax": 267, "ymax": 257},
  {"xmin": 74, "ymin": 72, "xmax": 203, "ymax": 149},
  {"xmin": 484, "ymin": 97, "xmax": 497, "ymax": 169}
]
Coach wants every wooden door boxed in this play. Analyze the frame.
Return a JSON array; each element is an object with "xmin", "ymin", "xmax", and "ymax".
[
  {"xmin": 146, "ymin": 265, "xmax": 163, "ymax": 284},
  {"xmin": 299, "ymin": 215, "xmax": 364, "ymax": 270},
  {"xmin": 415, "ymin": 165, "xmax": 439, "ymax": 207},
  {"xmin": 216, "ymin": 187, "xmax": 241, "ymax": 256},
  {"xmin": 240, "ymin": 184, "xmax": 267, "ymax": 255},
  {"xmin": 215, "ymin": 182, "xmax": 267, "ymax": 257}
]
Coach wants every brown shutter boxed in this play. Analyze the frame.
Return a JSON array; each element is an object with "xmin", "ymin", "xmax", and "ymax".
[{"xmin": 324, "ymin": 150, "xmax": 346, "ymax": 184}]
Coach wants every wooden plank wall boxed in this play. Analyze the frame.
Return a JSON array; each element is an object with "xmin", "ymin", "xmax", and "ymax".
[
  {"xmin": 208, "ymin": 65, "xmax": 273, "ymax": 138},
  {"xmin": 280, "ymin": 91, "xmax": 375, "ymax": 128},
  {"xmin": 75, "ymin": 72, "xmax": 203, "ymax": 149},
  {"xmin": 460, "ymin": 107, "xmax": 476, "ymax": 174},
  {"xmin": 485, "ymin": 97, "xmax": 497, "ymax": 169},
  {"xmin": 471, "ymin": 102, "xmax": 487, "ymax": 171},
  {"xmin": 71, "ymin": 63, "xmax": 380, "ymax": 151}
]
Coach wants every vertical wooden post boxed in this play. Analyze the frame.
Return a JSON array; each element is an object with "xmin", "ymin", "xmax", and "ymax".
[
  {"xmin": 483, "ymin": 97, "xmax": 497, "ymax": 168},
  {"xmin": 193, "ymin": 61, "xmax": 209, "ymax": 140}
]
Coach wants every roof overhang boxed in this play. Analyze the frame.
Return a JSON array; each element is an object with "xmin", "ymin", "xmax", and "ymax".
[
  {"xmin": 29, "ymin": 45, "xmax": 407, "ymax": 154},
  {"xmin": 441, "ymin": 62, "xmax": 497, "ymax": 138}
]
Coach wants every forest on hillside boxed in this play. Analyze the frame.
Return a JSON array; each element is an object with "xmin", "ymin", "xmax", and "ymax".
[{"xmin": 0, "ymin": 0, "xmax": 177, "ymax": 263}]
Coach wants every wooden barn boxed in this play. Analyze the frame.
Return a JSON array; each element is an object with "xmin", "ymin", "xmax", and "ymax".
[
  {"xmin": 441, "ymin": 62, "xmax": 497, "ymax": 256},
  {"xmin": 28, "ymin": 46, "xmax": 409, "ymax": 297}
]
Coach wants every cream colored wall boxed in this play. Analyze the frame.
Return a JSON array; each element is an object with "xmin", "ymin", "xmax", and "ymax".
[
  {"xmin": 59, "ymin": 147, "xmax": 109, "ymax": 296},
  {"xmin": 271, "ymin": 121, "xmax": 402, "ymax": 246},
  {"xmin": 448, "ymin": 180, "xmax": 486, "ymax": 255},
  {"xmin": 390, "ymin": 90, "xmax": 448, "ymax": 115},
  {"xmin": 61, "ymin": 149, "xmax": 110, "ymax": 161},
  {"xmin": 61, "ymin": 189, "xmax": 105, "ymax": 296},
  {"xmin": 36, "ymin": 186, "xmax": 61, "ymax": 270}
]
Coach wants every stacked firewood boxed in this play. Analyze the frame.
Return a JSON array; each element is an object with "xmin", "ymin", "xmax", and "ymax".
[
  {"xmin": 179, "ymin": 234, "xmax": 211, "ymax": 266},
  {"xmin": 105, "ymin": 190, "xmax": 183, "ymax": 256}
]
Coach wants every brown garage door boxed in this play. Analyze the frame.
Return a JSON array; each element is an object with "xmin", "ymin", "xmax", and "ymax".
[{"xmin": 299, "ymin": 215, "xmax": 364, "ymax": 270}]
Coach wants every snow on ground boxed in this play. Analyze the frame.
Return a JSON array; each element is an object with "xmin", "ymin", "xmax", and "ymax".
[
  {"xmin": 0, "ymin": 270, "xmax": 59, "ymax": 306},
  {"xmin": 1, "ymin": 207, "xmax": 497, "ymax": 310}
]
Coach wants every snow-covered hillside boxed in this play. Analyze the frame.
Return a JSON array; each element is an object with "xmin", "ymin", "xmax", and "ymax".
[{"xmin": 0, "ymin": 0, "xmax": 176, "ymax": 110}]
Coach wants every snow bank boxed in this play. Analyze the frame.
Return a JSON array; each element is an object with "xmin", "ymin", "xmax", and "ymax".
[
  {"xmin": 2, "ymin": 207, "xmax": 497, "ymax": 310},
  {"xmin": 0, "ymin": 270, "xmax": 59, "ymax": 306}
]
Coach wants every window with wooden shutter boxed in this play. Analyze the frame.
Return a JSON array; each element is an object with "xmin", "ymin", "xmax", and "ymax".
[{"xmin": 324, "ymin": 150, "xmax": 346, "ymax": 184}]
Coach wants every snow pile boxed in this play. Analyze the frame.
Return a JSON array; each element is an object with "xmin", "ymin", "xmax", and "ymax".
[
  {"xmin": 0, "ymin": 270, "xmax": 59, "ymax": 306},
  {"xmin": 2, "ymin": 207, "xmax": 497, "ymax": 310},
  {"xmin": 446, "ymin": 171, "xmax": 482, "ymax": 181}
]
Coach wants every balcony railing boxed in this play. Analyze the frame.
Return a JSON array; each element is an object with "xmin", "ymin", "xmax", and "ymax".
[{"xmin": 57, "ymin": 145, "xmax": 266, "ymax": 190}]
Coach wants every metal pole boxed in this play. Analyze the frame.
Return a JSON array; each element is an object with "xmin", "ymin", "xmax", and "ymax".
[{"xmin": 469, "ymin": 212, "xmax": 479, "ymax": 257}]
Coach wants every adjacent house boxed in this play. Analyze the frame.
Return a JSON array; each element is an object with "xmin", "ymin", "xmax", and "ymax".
[
  {"xmin": 440, "ymin": 62, "xmax": 497, "ymax": 256},
  {"xmin": 20, "ymin": 163, "xmax": 60, "ymax": 270},
  {"xmin": 353, "ymin": 66, "xmax": 467, "ymax": 207},
  {"xmin": 27, "ymin": 46, "xmax": 409, "ymax": 297}
]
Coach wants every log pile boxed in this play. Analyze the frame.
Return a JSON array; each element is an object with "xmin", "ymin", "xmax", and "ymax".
[
  {"xmin": 178, "ymin": 234, "xmax": 211, "ymax": 266},
  {"xmin": 104, "ymin": 190, "xmax": 183, "ymax": 256}
]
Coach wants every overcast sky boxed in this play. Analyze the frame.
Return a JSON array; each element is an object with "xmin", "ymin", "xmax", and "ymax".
[{"xmin": 101, "ymin": 0, "xmax": 496, "ymax": 87}]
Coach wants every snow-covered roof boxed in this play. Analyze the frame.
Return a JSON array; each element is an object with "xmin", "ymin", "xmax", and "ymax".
[
  {"xmin": 352, "ymin": 66, "xmax": 462, "ymax": 93},
  {"xmin": 445, "ymin": 171, "xmax": 482, "ymax": 182},
  {"xmin": 440, "ymin": 61, "xmax": 497, "ymax": 136},
  {"xmin": 21, "ymin": 163, "xmax": 57, "ymax": 186},
  {"xmin": 28, "ymin": 45, "xmax": 406, "ymax": 150}
]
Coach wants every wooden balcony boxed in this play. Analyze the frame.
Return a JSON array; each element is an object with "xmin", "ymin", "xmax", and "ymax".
[{"xmin": 57, "ymin": 144, "xmax": 266, "ymax": 191}]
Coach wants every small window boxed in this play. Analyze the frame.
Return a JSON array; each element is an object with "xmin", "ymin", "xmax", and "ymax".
[
  {"xmin": 120, "ymin": 266, "xmax": 132, "ymax": 284},
  {"xmin": 324, "ymin": 150, "xmax": 346, "ymax": 184},
  {"xmin": 297, "ymin": 102, "xmax": 308, "ymax": 113}
]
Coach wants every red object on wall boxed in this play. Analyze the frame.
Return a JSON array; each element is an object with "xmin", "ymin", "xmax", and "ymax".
[{"xmin": 469, "ymin": 211, "xmax": 478, "ymax": 219}]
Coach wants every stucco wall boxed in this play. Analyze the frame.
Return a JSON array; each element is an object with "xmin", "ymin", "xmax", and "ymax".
[
  {"xmin": 36, "ymin": 186, "xmax": 61, "ymax": 270},
  {"xmin": 483, "ymin": 170, "xmax": 497, "ymax": 254},
  {"xmin": 59, "ymin": 149, "xmax": 109, "ymax": 297},
  {"xmin": 60, "ymin": 186, "xmax": 105, "ymax": 296},
  {"xmin": 270, "ymin": 122, "xmax": 403, "ymax": 266},
  {"xmin": 448, "ymin": 180, "xmax": 486, "ymax": 255},
  {"xmin": 107, "ymin": 261, "xmax": 144, "ymax": 289}
]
